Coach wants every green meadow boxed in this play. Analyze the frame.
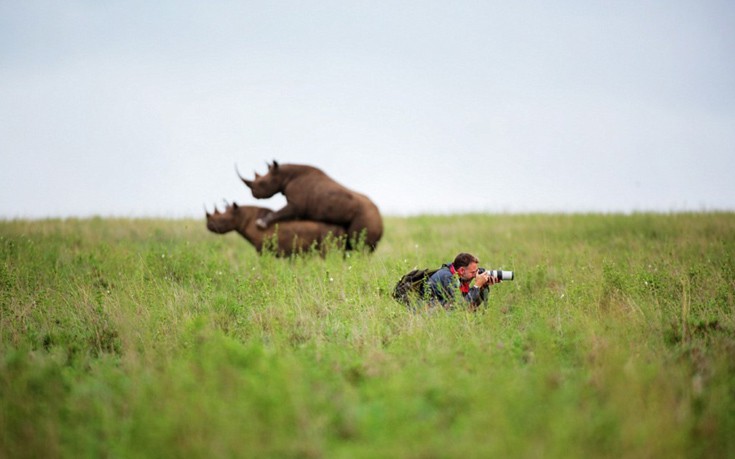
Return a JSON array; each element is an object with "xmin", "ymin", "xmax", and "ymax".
[{"xmin": 1, "ymin": 213, "xmax": 733, "ymax": 458}]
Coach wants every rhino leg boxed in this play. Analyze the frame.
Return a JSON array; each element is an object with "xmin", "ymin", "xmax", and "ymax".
[
  {"xmin": 346, "ymin": 215, "xmax": 383, "ymax": 251},
  {"xmin": 255, "ymin": 204, "xmax": 299, "ymax": 230}
]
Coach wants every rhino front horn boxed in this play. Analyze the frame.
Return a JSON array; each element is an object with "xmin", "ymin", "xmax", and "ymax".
[{"xmin": 235, "ymin": 163, "xmax": 254, "ymax": 188}]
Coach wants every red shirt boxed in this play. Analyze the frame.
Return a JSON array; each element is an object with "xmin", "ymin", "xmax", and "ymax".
[{"xmin": 449, "ymin": 264, "xmax": 471, "ymax": 294}]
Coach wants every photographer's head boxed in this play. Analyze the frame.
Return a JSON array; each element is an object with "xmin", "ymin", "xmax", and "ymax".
[{"xmin": 453, "ymin": 252, "xmax": 480, "ymax": 282}]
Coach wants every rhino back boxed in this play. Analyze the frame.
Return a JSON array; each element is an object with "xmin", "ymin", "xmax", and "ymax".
[{"xmin": 286, "ymin": 174, "xmax": 370, "ymax": 223}]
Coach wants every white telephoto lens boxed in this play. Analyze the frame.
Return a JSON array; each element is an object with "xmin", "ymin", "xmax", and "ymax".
[{"xmin": 490, "ymin": 270, "xmax": 514, "ymax": 280}]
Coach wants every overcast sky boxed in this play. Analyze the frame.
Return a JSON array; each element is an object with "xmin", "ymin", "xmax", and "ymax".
[{"xmin": 1, "ymin": 1, "xmax": 734, "ymax": 219}]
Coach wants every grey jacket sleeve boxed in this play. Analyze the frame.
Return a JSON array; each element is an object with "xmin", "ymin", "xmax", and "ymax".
[
  {"xmin": 429, "ymin": 269, "xmax": 456, "ymax": 304},
  {"xmin": 465, "ymin": 286, "xmax": 489, "ymax": 307}
]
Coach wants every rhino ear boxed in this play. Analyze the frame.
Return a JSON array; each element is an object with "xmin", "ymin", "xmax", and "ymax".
[
  {"xmin": 233, "ymin": 202, "xmax": 239, "ymax": 210},
  {"xmin": 272, "ymin": 160, "xmax": 279, "ymax": 169}
]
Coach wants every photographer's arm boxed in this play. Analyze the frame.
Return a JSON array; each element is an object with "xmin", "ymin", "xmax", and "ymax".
[
  {"xmin": 467, "ymin": 273, "xmax": 499, "ymax": 306},
  {"xmin": 465, "ymin": 286, "xmax": 484, "ymax": 306}
]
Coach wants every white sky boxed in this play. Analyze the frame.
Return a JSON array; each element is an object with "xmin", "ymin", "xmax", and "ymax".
[{"xmin": 1, "ymin": 1, "xmax": 734, "ymax": 219}]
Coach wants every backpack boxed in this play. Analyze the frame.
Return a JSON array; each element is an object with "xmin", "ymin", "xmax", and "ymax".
[{"xmin": 392, "ymin": 267, "xmax": 439, "ymax": 305}]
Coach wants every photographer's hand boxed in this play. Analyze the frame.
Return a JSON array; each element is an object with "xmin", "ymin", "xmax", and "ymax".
[{"xmin": 476, "ymin": 272, "xmax": 500, "ymax": 289}]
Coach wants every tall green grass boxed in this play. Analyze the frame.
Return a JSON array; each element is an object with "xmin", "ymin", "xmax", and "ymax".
[{"xmin": 1, "ymin": 213, "xmax": 733, "ymax": 458}]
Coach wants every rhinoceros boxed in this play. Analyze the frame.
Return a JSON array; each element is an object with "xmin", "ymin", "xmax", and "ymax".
[
  {"xmin": 205, "ymin": 202, "xmax": 347, "ymax": 256},
  {"xmin": 239, "ymin": 161, "xmax": 383, "ymax": 251}
]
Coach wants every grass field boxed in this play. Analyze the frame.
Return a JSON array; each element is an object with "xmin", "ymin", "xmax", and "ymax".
[{"xmin": 1, "ymin": 213, "xmax": 733, "ymax": 458}]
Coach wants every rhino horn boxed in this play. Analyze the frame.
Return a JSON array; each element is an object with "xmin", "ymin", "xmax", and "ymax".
[{"xmin": 235, "ymin": 163, "xmax": 254, "ymax": 187}]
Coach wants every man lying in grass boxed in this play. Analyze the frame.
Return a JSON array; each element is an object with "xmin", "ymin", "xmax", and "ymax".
[{"xmin": 427, "ymin": 252, "xmax": 500, "ymax": 311}]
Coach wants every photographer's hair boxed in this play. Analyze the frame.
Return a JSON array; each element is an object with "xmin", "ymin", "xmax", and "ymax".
[{"xmin": 453, "ymin": 252, "xmax": 479, "ymax": 269}]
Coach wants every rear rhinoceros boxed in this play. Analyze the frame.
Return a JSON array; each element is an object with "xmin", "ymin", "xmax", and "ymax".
[{"xmin": 205, "ymin": 202, "xmax": 346, "ymax": 256}]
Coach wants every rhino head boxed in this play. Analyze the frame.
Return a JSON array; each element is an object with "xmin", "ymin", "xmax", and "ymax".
[
  {"xmin": 205, "ymin": 202, "xmax": 242, "ymax": 233},
  {"xmin": 237, "ymin": 160, "xmax": 283, "ymax": 199}
]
